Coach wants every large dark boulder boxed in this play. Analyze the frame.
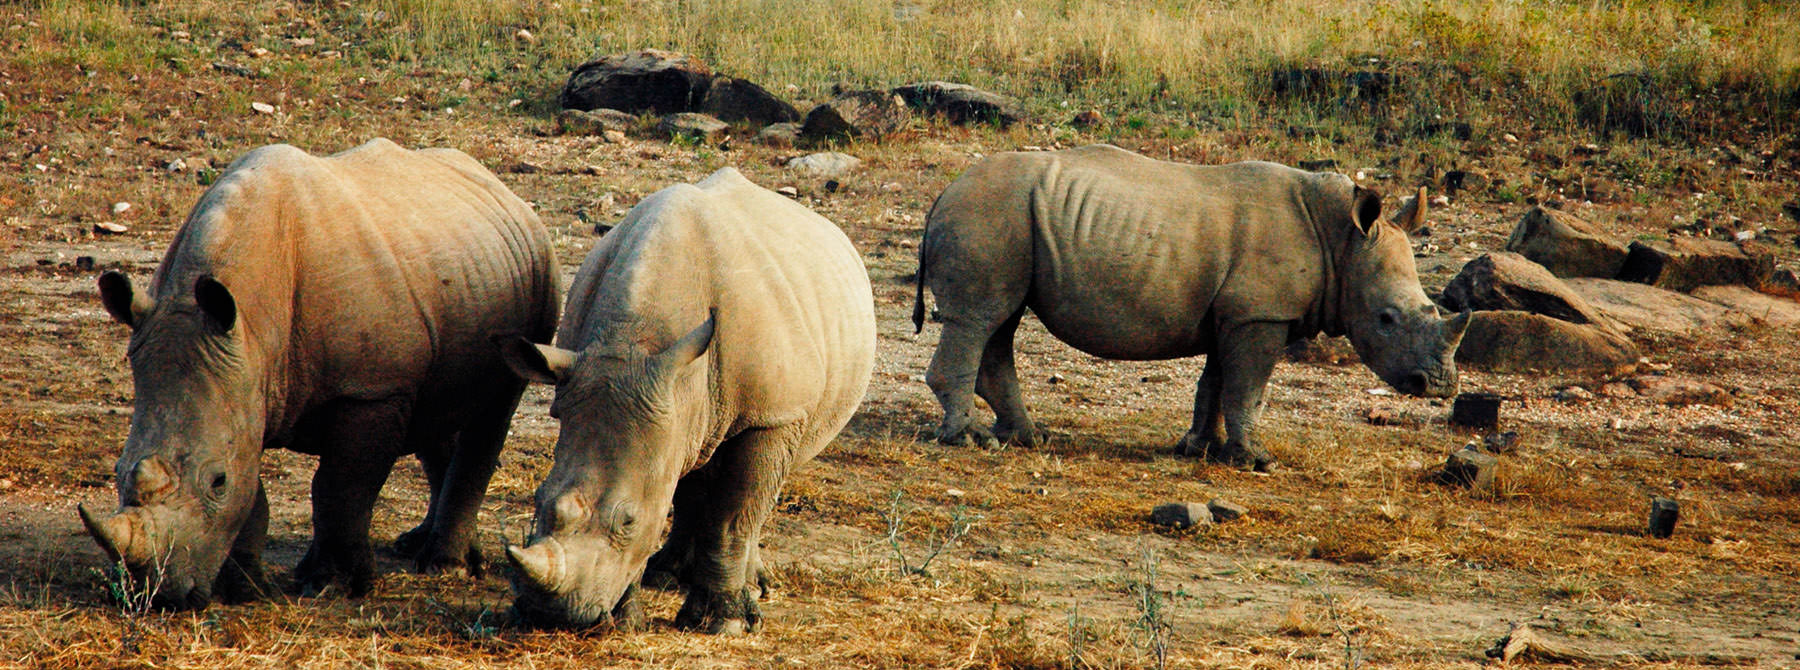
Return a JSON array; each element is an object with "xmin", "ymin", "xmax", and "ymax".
[
  {"xmin": 800, "ymin": 89, "xmax": 910, "ymax": 140},
  {"xmin": 560, "ymin": 49, "xmax": 713, "ymax": 115},
  {"xmin": 1504, "ymin": 206, "xmax": 1629, "ymax": 279},
  {"xmin": 1440, "ymin": 253, "xmax": 1614, "ymax": 330},
  {"xmin": 1617, "ymin": 237, "xmax": 1775, "ymax": 292},
  {"xmin": 1455, "ymin": 310, "xmax": 1639, "ymax": 375},
  {"xmin": 890, "ymin": 81, "xmax": 1022, "ymax": 127},
  {"xmin": 699, "ymin": 76, "xmax": 800, "ymax": 126}
]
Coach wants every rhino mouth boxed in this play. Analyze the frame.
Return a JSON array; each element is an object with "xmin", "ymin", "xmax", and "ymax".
[{"xmin": 1399, "ymin": 368, "xmax": 1458, "ymax": 397}]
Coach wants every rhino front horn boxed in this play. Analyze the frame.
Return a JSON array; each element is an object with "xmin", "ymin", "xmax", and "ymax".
[
  {"xmin": 507, "ymin": 539, "xmax": 568, "ymax": 592},
  {"xmin": 79, "ymin": 504, "xmax": 144, "ymax": 564}
]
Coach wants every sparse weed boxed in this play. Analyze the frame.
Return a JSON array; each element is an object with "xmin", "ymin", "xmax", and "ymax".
[
  {"xmin": 883, "ymin": 489, "xmax": 981, "ymax": 579},
  {"xmin": 1128, "ymin": 542, "xmax": 1171, "ymax": 670}
]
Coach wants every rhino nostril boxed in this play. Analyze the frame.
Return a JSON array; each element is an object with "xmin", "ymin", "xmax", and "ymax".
[{"xmin": 1406, "ymin": 372, "xmax": 1428, "ymax": 393}]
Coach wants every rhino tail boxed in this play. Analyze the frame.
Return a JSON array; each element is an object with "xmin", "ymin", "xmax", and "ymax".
[{"xmin": 913, "ymin": 192, "xmax": 948, "ymax": 335}]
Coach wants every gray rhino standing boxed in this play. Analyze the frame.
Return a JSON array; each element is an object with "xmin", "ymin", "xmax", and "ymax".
[
  {"xmin": 912, "ymin": 144, "xmax": 1466, "ymax": 470},
  {"xmin": 81, "ymin": 139, "xmax": 559, "ymax": 608},
  {"xmin": 498, "ymin": 167, "xmax": 875, "ymax": 634}
]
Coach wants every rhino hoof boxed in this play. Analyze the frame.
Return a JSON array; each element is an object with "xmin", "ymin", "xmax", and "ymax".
[
  {"xmin": 392, "ymin": 524, "xmax": 429, "ymax": 556},
  {"xmin": 1211, "ymin": 442, "xmax": 1277, "ymax": 473},
  {"xmin": 415, "ymin": 544, "xmax": 483, "ymax": 579},
  {"xmin": 1171, "ymin": 432, "xmax": 1223, "ymax": 458},
  {"xmin": 937, "ymin": 426, "xmax": 998, "ymax": 448},
  {"xmin": 676, "ymin": 584, "xmax": 762, "ymax": 634},
  {"xmin": 993, "ymin": 424, "xmax": 1043, "ymax": 447}
]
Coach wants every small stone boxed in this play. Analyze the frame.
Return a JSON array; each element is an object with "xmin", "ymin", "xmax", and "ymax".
[
  {"xmin": 1647, "ymin": 497, "xmax": 1679, "ymax": 539},
  {"xmin": 504, "ymin": 161, "xmax": 542, "ymax": 174},
  {"xmin": 656, "ymin": 112, "xmax": 729, "ymax": 143},
  {"xmin": 1441, "ymin": 447, "xmax": 1497, "ymax": 489},
  {"xmin": 1140, "ymin": 374, "xmax": 1171, "ymax": 383},
  {"xmin": 290, "ymin": 37, "xmax": 315, "ymax": 47},
  {"xmin": 93, "ymin": 221, "xmax": 129, "ymax": 235},
  {"xmin": 1070, "ymin": 109, "xmax": 1104, "ymax": 128},
  {"xmin": 1206, "ymin": 498, "xmax": 1247, "ymax": 523},
  {"xmin": 1597, "ymin": 381, "xmax": 1636, "ymax": 398},
  {"xmin": 1150, "ymin": 502, "xmax": 1213, "ymax": 530},
  {"xmin": 775, "ymin": 186, "xmax": 799, "ymax": 198},
  {"xmin": 1629, "ymin": 375, "xmax": 1731, "ymax": 407},
  {"xmin": 946, "ymin": 488, "xmax": 965, "ymax": 498},
  {"xmin": 74, "ymin": 256, "xmax": 95, "ymax": 271},
  {"xmin": 514, "ymin": 28, "xmax": 536, "ymax": 44},
  {"xmin": 1047, "ymin": 373, "xmax": 1065, "ymax": 384},
  {"xmin": 251, "ymin": 101, "xmax": 275, "ymax": 114},
  {"xmin": 1481, "ymin": 431, "xmax": 1520, "ymax": 453},
  {"xmin": 754, "ymin": 122, "xmax": 801, "ymax": 148},
  {"xmin": 556, "ymin": 108, "xmax": 636, "ymax": 136},
  {"xmin": 1503, "ymin": 132, "xmax": 1520, "ymax": 143},
  {"xmin": 601, "ymin": 129, "xmax": 627, "ymax": 144},
  {"xmin": 1553, "ymin": 386, "xmax": 1594, "ymax": 402},
  {"xmin": 165, "ymin": 158, "xmax": 187, "ymax": 172},
  {"xmin": 786, "ymin": 152, "xmax": 862, "ymax": 179},
  {"xmin": 111, "ymin": 201, "xmax": 130, "ymax": 214}
]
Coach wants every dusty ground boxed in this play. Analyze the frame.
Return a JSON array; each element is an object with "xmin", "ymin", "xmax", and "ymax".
[{"xmin": 4, "ymin": 39, "xmax": 1800, "ymax": 670}]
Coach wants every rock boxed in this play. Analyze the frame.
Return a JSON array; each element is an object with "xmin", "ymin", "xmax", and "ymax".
[
  {"xmin": 1206, "ymin": 499, "xmax": 1247, "ymax": 523},
  {"xmin": 1450, "ymin": 393, "xmax": 1502, "ymax": 430},
  {"xmin": 775, "ymin": 186, "xmax": 799, "ymax": 198},
  {"xmin": 502, "ymin": 161, "xmax": 542, "ymax": 175},
  {"xmin": 1597, "ymin": 381, "xmax": 1636, "ymax": 398},
  {"xmin": 1150, "ymin": 502, "xmax": 1213, "ymax": 530},
  {"xmin": 1481, "ymin": 431, "xmax": 1520, "ymax": 453},
  {"xmin": 74, "ymin": 255, "xmax": 96, "ymax": 271},
  {"xmin": 1441, "ymin": 169, "xmax": 1487, "ymax": 195},
  {"xmin": 1617, "ymin": 237, "xmax": 1775, "ymax": 292},
  {"xmin": 890, "ymin": 81, "xmax": 1022, "ymax": 127},
  {"xmin": 1440, "ymin": 447, "xmax": 1497, "ymax": 489},
  {"xmin": 699, "ymin": 76, "xmax": 801, "ymax": 126},
  {"xmin": 556, "ymin": 108, "xmax": 637, "ymax": 136},
  {"xmin": 1070, "ymin": 110, "xmax": 1104, "ymax": 128},
  {"xmin": 601, "ymin": 129, "xmax": 628, "ymax": 144},
  {"xmin": 1440, "ymin": 252, "xmax": 1615, "ymax": 329},
  {"xmin": 786, "ymin": 152, "xmax": 862, "ymax": 179},
  {"xmin": 754, "ymin": 122, "xmax": 801, "ymax": 147},
  {"xmin": 250, "ymin": 101, "xmax": 275, "ymax": 114},
  {"xmin": 165, "ymin": 158, "xmax": 187, "ymax": 172},
  {"xmin": 656, "ymin": 112, "xmax": 729, "ymax": 143},
  {"xmin": 1628, "ymin": 375, "xmax": 1731, "ymax": 407},
  {"xmin": 1139, "ymin": 374, "xmax": 1171, "ymax": 384},
  {"xmin": 1454, "ymin": 311, "xmax": 1640, "ymax": 374},
  {"xmin": 1647, "ymin": 497, "xmax": 1679, "ymax": 539},
  {"xmin": 800, "ymin": 89, "xmax": 910, "ymax": 140},
  {"xmin": 1564, "ymin": 278, "xmax": 1734, "ymax": 335},
  {"xmin": 1552, "ymin": 386, "xmax": 1594, "ymax": 402},
  {"xmin": 93, "ymin": 221, "xmax": 129, "ymax": 235},
  {"xmin": 1505, "ymin": 206, "xmax": 1629, "ymax": 278},
  {"xmin": 560, "ymin": 49, "xmax": 713, "ymax": 115},
  {"xmin": 112, "ymin": 201, "xmax": 131, "ymax": 214},
  {"xmin": 1691, "ymin": 285, "xmax": 1800, "ymax": 328},
  {"xmin": 1047, "ymin": 373, "xmax": 1065, "ymax": 384}
]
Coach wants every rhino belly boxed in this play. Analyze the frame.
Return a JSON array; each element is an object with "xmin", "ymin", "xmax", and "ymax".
[{"xmin": 1030, "ymin": 292, "xmax": 1209, "ymax": 361}]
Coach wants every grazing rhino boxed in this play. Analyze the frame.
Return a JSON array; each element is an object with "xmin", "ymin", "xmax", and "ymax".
[
  {"xmin": 80, "ymin": 139, "xmax": 559, "ymax": 609},
  {"xmin": 912, "ymin": 144, "xmax": 1466, "ymax": 470},
  {"xmin": 498, "ymin": 167, "xmax": 875, "ymax": 634}
]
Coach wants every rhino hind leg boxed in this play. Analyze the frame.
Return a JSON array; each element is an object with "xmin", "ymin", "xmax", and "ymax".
[
  {"xmin": 292, "ymin": 398, "xmax": 408, "ymax": 598},
  {"xmin": 392, "ymin": 434, "xmax": 452, "ymax": 558},
  {"xmin": 410, "ymin": 382, "xmax": 526, "ymax": 578},
  {"xmin": 976, "ymin": 306, "xmax": 1042, "ymax": 447},
  {"xmin": 1173, "ymin": 360, "xmax": 1229, "ymax": 459}
]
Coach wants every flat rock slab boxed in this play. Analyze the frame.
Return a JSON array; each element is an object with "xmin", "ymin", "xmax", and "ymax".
[
  {"xmin": 1455, "ymin": 310, "xmax": 1640, "ymax": 375},
  {"xmin": 1505, "ymin": 206, "xmax": 1628, "ymax": 278},
  {"xmin": 1440, "ymin": 252, "xmax": 1614, "ymax": 329},
  {"xmin": 1691, "ymin": 285, "xmax": 1800, "ymax": 328},
  {"xmin": 890, "ymin": 81, "xmax": 1022, "ymax": 127},
  {"xmin": 556, "ymin": 108, "xmax": 637, "ymax": 136},
  {"xmin": 787, "ymin": 152, "xmax": 862, "ymax": 179},
  {"xmin": 1563, "ymin": 278, "xmax": 1736, "ymax": 335},
  {"xmin": 657, "ymin": 112, "xmax": 728, "ymax": 143},
  {"xmin": 1628, "ymin": 375, "xmax": 1732, "ymax": 407},
  {"xmin": 1617, "ymin": 237, "xmax": 1774, "ymax": 292}
]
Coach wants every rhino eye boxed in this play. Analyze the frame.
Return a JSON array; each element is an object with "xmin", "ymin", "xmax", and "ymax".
[
  {"xmin": 1378, "ymin": 310, "xmax": 1398, "ymax": 327},
  {"xmin": 210, "ymin": 473, "xmax": 227, "ymax": 491}
]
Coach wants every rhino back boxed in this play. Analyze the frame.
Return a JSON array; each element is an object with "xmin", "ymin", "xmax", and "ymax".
[
  {"xmin": 934, "ymin": 146, "xmax": 1330, "ymax": 359},
  {"xmin": 153, "ymin": 139, "xmax": 556, "ymax": 420},
  {"xmin": 561, "ymin": 168, "xmax": 875, "ymax": 447}
]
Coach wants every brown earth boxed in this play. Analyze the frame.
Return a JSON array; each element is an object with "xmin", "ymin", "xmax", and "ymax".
[{"xmin": 4, "ymin": 27, "xmax": 1800, "ymax": 670}]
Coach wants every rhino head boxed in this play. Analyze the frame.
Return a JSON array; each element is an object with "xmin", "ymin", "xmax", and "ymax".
[
  {"xmin": 498, "ymin": 315, "xmax": 715, "ymax": 629},
  {"xmin": 82, "ymin": 271, "xmax": 266, "ymax": 610},
  {"xmin": 1337, "ymin": 187, "xmax": 1468, "ymax": 397}
]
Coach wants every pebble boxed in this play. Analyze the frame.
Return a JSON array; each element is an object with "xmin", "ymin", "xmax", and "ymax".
[
  {"xmin": 251, "ymin": 101, "xmax": 276, "ymax": 114},
  {"xmin": 111, "ymin": 201, "xmax": 130, "ymax": 214},
  {"xmin": 1206, "ymin": 498, "xmax": 1247, "ymax": 523},
  {"xmin": 1150, "ymin": 502, "xmax": 1213, "ymax": 530},
  {"xmin": 93, "ymin": 221, "xmax": 129, "ymax": 235},
  {"xmin": 1047, "ymin": 373, "xmax": 1065, "ymax": 384},
  {"xmin": 775, "ymin": 186, "xmax": 799, "ymax": 198},
  {"xmin": 165, "ymin": 158, "xmax": 187, "ymax": 172},
  {"xmin": 1647, "ymin": 497, "xmax": 1679, "ymax": 538},
  {"xmin": 1441, "ymin": 447, "xmax": 1497, "ymax": 489}
]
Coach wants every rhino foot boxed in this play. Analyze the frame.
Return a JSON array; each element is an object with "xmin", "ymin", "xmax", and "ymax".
[
  {"xmin": 1171, "ymin": 431, "xmax": 1222, "ymax": 458},
  {"xmin": 936, "ymin": 425, "xmax": 999, "ymax": 449},
  {"xmin": 414, "ymin": 542, "xmax": 483, "ymax": 579},
  {"xmin": 610, "ymin": 584, "xmax": 645, "ymax": 632},
  {"xmin": 392, "ymin": 524, "xmax": 429, "ymax": 557},
  {"xmin": 292, "ymin": 546, "xmax": 376, "ymax": 599},
  {"xmin": 1212, "ymin": 441, "xmax": 1277, "ymax": 473},
  {"xmin": 993, "ymin": 423, "xmax": 1044, "ymax": 448},
  {"xmin": 674, "ymin": 584, "xmax": 762, "ymax": 635}
]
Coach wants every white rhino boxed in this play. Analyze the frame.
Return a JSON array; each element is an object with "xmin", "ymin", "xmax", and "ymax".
[
  {"xmin": 499, "ymin": 167, "xmax": 875, "ymax": 634},
  {"xmin": 82, "ymin": 139, "xmax": 559, "ymax": 608},
  {"xmin": 912, "ymin": 144, "xmax": 1466, "ymax": 470}
]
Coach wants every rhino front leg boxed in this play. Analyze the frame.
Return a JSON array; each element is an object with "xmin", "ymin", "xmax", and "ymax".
[
  {"xmin": 645, "ymin": 467, "xmax": 710, "ymax": 590},
  {"xmin": 293, "ymin": 399, "xmax": 406, "ymax": 598},
  {"xmin": 1173, "ymin": 358, "xmax": 1227, "ymax": 458},
  {"xmin": 215, "ymin": 482, "xmax": 274, "ymax": 603},
  {"xmin": 1209, "ymin": 322, "xmax": 1285, "ymax": 472},
  {"xmin": 976, "ymin": 306, "xmax": 1041, "ymax": 447},
  {"xmin": 411, "ymin": 383, "xmax": 525, "ymax": 578},
  {"xmin": 673, "ymin": 427, "xmax": 796, "ymax": 635}
]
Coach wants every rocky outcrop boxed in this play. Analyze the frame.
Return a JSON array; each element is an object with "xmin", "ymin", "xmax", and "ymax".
[
  {"xmin": 1440, "ymin": 253, "xmax": 1614, "ymax": 330},
  {"xmin": 560, "ymin": 49, "xmax": 713, "ymax": 115},
  {"xmin": 891, "ymin": 81, "xmax": 1022, "ymax": 127},
  {"xmin": 1504, "ymin": 206, "xmax": 1629, "ymax": 278},
  {"xmin": 1454, "ymin": 310, "xmax": 1639, "ymax": 374},
  {"xmin": 699, "ymin": 76, "xmax": 801, "ymax": 126},
  {"xmin": 800, "ymin": 89, "xmax": 910, "ymax": 140},
  {"xmin": 1617, "ymin": 237, "xmax": 1775, "ymax": 292}
]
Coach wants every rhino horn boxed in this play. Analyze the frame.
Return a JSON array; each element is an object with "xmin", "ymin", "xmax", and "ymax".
[
  {"xmin": 507, "ymin": 539, "xmax": 568, "ymax": 592},
  {"xmin": 80, "ymin": 504, "xmax": 146, "ymax": 564},
  {"xmin": 1443, "ymin": 310, "xmax": 1472, "ymax": 348}
]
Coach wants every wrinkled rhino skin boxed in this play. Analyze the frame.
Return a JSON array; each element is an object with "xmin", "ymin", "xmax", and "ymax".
[
  {"xmin": 500, "ymin": 167, "xmax": 875, "ymax": 634},
  {"xmin": 912, "ymin": 145, "xmax": 1465, "ymax": 471},
  {"xmin": 86, "ymin": 139, "xmax": 559, "ymax": 608}
]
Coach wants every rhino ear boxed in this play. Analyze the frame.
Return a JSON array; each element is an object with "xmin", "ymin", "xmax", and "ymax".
[
  {"xmin": 98, "ymin": 270, "xmax": 152, "ymax": 329},
  {"xmin": 657, "ymin": 311, "xmax": 715, "ymax": 371},
  {"xmin": 1393, "ymin": 186, "xmax": 1429, "ymax": 234},
  {"xmin": 498, "ymin": 336, "xmax": 575, "ymax": 385},
  {"xmin": 194, "ymin": 275, "xmax": 237, "ymax": 333},
  {"xmin": 1351, "ymin": 185, "xmax": 1383, "ymax": 236}
]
